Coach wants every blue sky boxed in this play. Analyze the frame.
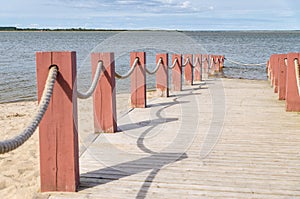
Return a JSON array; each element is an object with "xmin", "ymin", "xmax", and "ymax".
[{"xmin": 0, "ymin": 0, "xmax": 299, "ymax": 30}]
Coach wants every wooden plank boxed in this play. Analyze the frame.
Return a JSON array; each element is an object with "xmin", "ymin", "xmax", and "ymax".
[{"xmin": 42, "ymin": 78, "xmax": 300, "ymax": 198}]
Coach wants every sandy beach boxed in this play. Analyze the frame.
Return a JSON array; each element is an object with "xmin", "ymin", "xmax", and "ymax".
[{"xmin": 0, "ymin": 93, "xmax": 133, "ymax": 199}]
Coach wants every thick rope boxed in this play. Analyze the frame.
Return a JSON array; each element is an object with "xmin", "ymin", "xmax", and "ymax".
[
  {"xmin": 145, "ymin": 58, "xmax": 162, "ymax": 75},
  {"xmin": 294, "ymin": 59, "xmax": 300, "ymax": 95},
  {"xmin": 211, "ymin": 58, "xmax": 219, "ymax": 64},
  {"xmin": 77, "ymin": 61, "xmax": 103, "ymax": 99},
  {"xmin": 202, "ymin": 58, "xmax": 209, "ymax": 63},
  {"xmin": 115, "ymin": 58, "xmax": 139, "ymax": 79},
  {"xmin": 0, "ymin": 66, "xmax": 58, "ymax": 154},
  {"xmin": 192, "ymin": 57, "xmax": 201, "ymax": 68},
  {"xmin": 182, "ymin": 57, "xmax": 190, "ymax": 67},
  {"xmin": 225, "ymin": 57, "xmax": 266, "ymax": 66},
  {"xmin": 168, "ymin": 58, "xmax": 178, "ymax": 69}
]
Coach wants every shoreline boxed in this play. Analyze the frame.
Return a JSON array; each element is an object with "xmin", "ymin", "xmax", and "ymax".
[{"xmin": 0, "ymin": 77, "xmax": 268, "ymax": 105}]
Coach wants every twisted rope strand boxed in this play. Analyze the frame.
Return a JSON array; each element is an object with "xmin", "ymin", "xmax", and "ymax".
[
  {"xmin": 77, "ymin": 61, "xmax": 103, "ymax": 99},
  {"xmin": 168, "ymin": 58, "xmax": 178, "ymax": 69},
  {"xmin": 182, "ymin": 57, "xmax": 190, "ymax": 67},
  {"xmin": 202, "ymin": 58, "xmax": 208, "ymax": 63},
  {"xmin": 225, "ymin": 57, "xmax": 266, "ymax": 66},
  {"xmin": 145, "ymin": 58, "xmax": 162, "ymax": 75},
  {"xmin": 0, "ymin": 66, "xmax": 58, "ymax": 154},
  {"xmin": 115, "ymin": 58, "xmax": 139, "ymax": 79},
  {"xmin": 192, "ymin": 57, "xmax": 201, "ymax": 68}
]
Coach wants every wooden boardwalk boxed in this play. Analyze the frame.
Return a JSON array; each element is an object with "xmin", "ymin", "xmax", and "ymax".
[{"xmin": 42, "ymin": 78, "xmax": 300, "ymax": 199}]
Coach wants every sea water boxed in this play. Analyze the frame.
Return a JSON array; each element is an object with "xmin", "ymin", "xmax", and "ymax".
[{"xmin": 1, "ymin": 30, "xmax": 300, "ymax": 103}]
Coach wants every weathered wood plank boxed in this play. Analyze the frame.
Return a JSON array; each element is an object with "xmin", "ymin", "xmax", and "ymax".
[{"xmin": 41, "ymin": 78, "xmax": 300, "ymax": 199}]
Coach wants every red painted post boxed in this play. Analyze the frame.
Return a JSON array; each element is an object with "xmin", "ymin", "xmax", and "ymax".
[
  {"xmin": 269, "ymin": 54, "xmax": 276, "ymax": 88},
  {"xmin": 92, "ymin": 52, "xmax": 117, "ymax": 133},
  {"xmin": 36, "ymin": 51, "xmax": 79, "ymax": 192},
  {"xmin": 267, "ymin": 60, "xmax": 270, "ymax": 80},
  {"xmin": 220, "ymin": 55, "xmax": 225, "ymax": 70},
  {"xmin": 172, "ymin": 54, "xmax": 182, "ymax": 91},
  {"xmin": 210, "ymin": 55, "xmax": 215, "ymax": 74},
  {"xmin": 215, "ymin": 56, "xmax": 220, "ymax": 72},
  {"xmin": 202, "ymin": 54, "xmax": 209, "ymax": 78},
  {"xmin": 131, "ymin": 52, "xmax": 146, "ymax": 108},
  {"xmin": 271, "ymin": 54, "xmax": 279, "ymax": 93},
  {"xmin": 194, "ymin": 54, "xmax": 202, "ymax": 81},
  {"xmin": 156, "ymin": 53, "xmax": 169, "ymax": 97},
  {"xmin": 184, "ymin": 54, "xmax": 193, "ymax": 85},
  {"xmin": 278, "ymin": 54, "xmax": 287, "ymax": 100},
  {"xmin": 286, "ymin": 53, "xmax": 300, "ymax": 111}
]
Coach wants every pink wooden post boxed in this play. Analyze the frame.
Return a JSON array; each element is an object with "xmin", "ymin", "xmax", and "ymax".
[
  {"xmin": 269, "ymin": 54, "xmax": 276, "ymax": 88},
  {"xmin": 215, "ymin": 56, "xmax": 220, "ymax": 72},
  {"xmin": 36, "ymin": 51, "xmax": 79, "ymax": 192},
  {"xmin": 202, "ymin": 54, "xmax": 209, "ymax": 77},
  {"xmin": 172, "ymin": 54, "xmax": 182, "ymax": 91},
  {"xmin": 184, "ymin": 54, "xmax": 193, "ymax": 85},
  {"xmin": 156, "ymin": 53, "xmax": 169, "ymax": 97},
  {"xmin": 220, "ymin": 55, "xmax": 225, "ymax": 70},
  {"xmin": 131, "ymin": 52, "xmax": 146, "ymax": 108},
  {"xmin": 286, "ymin": 53, "xmax": 300, "ymax": 111},
  {"xmin": 210, "ymin": 55, "xmax": 215, "ymax": 74},
  {"xmin": 272, "ymin": 54, "xmax": 279, "ymax": 93},
  {"xmin": 92, "ymin": 52, "xmax": 117, "ymax": 133},
  {"xmin": 266, "ymin": 59, "xmax": 271, "ymax": 81},
  {"xmin": 194, "ymin": 54, "xmax": 202, "ymax": 81},
  {"xmin": 278, "ymin": 54, "xmax": 287, "ymax": 100}
]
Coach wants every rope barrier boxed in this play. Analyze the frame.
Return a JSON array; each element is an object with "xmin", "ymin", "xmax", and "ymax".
[
  {"xmin": 0, "ymin": 66, "xmax": 58, "ymax": 154},
  {"xmin": 225, "ymin": 57, "xmax": 266, "ymax": 66},
  {"xmin": 192, "ymin": 57, "xmax": 200, "ymax": 68},
  {"xmin": 145, "ymin": 58, "xmax": 162, "ymax": 75},
  {"xmin": 77, "ymin": 61, "xmax": 103, "ymax": 99},
  {"xmin": 182, "ymin": 57, "xmax": 190, "ymax": 67},
  {"xmin": 115, "ymin": 58, "xmax": 139, "ymax": 79},
  {"xmin": 168, "ymin": 58, "xmax": 178, "ymax": 69},
  {"xmin": 294, "ymin": 59, "xmax": 300, "ymax": 95},
  {"xmin": 202, "ymin": 58, "xmax": 209, "ymax": 63}
]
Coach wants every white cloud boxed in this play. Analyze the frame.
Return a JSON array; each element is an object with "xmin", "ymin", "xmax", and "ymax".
[{"xmin": 180, "ymin": 1, "xmax": 190, "ymax": 8}]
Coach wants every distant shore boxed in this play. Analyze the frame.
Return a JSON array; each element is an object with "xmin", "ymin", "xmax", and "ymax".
[
  {"xmin": 1, "ymin": 27, "xmax": 300, "ymax": 32},
  {"xmin": 0, "ymin": 27, "xmax": 128, "ymax": 32}
]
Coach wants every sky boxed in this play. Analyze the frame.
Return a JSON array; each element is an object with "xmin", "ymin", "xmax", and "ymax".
[{"xmin": 0, "ymin": 0, "xmax": 299, "ymax": 30}]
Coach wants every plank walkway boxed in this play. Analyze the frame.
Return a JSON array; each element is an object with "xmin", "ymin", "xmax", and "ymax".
[{"xmin": 41, "ymin": 78, "xmax": 300, "ymax": 199}]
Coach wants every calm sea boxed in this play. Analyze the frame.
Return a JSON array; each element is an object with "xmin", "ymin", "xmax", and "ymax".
[{"xmin": 1, "ymin": 30, "xmax": 300, "ymax": 103}]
